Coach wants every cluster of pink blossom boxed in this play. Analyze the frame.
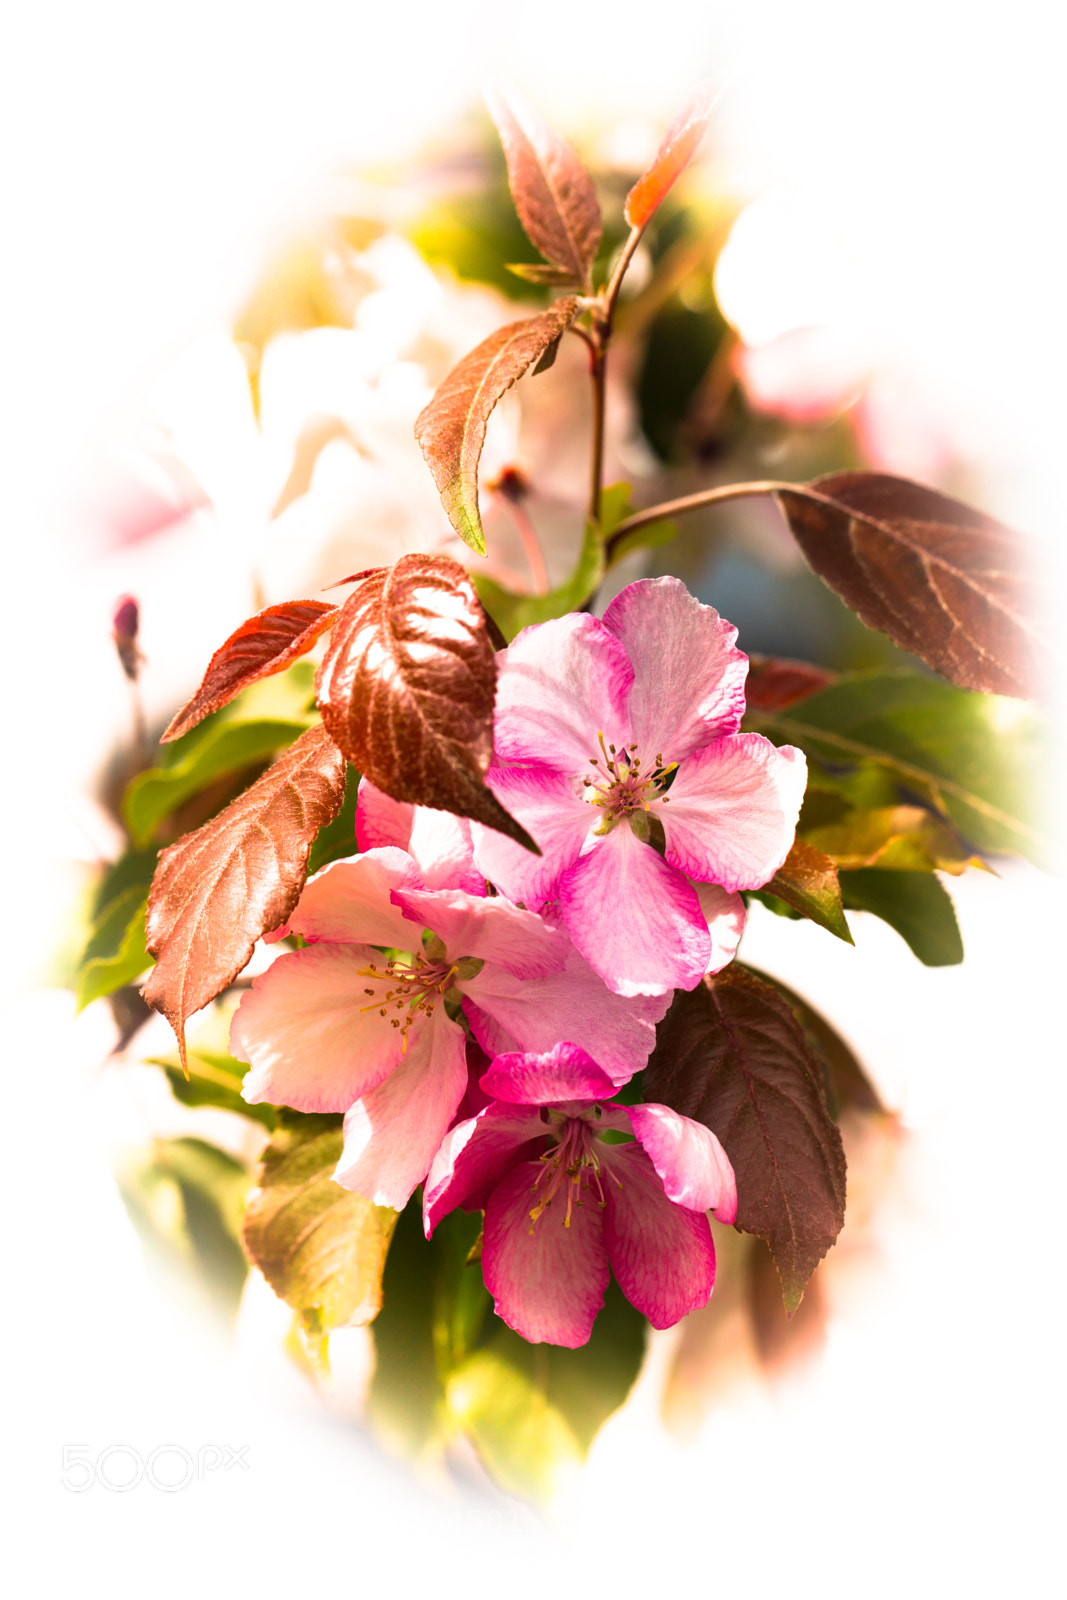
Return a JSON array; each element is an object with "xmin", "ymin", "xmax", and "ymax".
[{"xmin": 231, "ymin": 578, "xmax": 806, "ymax": 1346}]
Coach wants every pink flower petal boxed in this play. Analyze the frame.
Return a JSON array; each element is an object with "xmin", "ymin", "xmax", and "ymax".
[
  {"xmin": 481, "ymin": 1159, "xmax": 609, "ymax": 1347},
  {"xmin": 231, "ymin": 944, "xmax": 404, "ymax": 1112},
  {"xmin": 601, "ymin": 577, "xmax": 749, "ymax": 758},
  {"xmin": 462, "ymin": 941, "xmax": 668, "ymax": 1085},
  {"xmin": 627, "ymin": 1102, "xmax": 737, "ymax": 1219},
  {"xmin": 289, "ymin": 847, "xmax": 425, "ymax": 948},
  {"xmin": 423, "ymin": 1101, "xmax": 547, "ymax": 1235},
  {"xmin": 473, "ymin": 764, "xmax": 592, "ymax": 907},
  {"xmin": 692, "ymin": 879, "xmax": 747, "ymax": 974},
  {"xmin": 480, "ymin": 1043, "xmax": 620, "ymax": 1105},
  {"xmin": 334, "ymin": 1008, "xmax": 469, "ymax": 1209},
  {"xmin": 559, "ymin": 824, "xmax": 711, "ymax": 996},
  {"xmin": 391, "ymin": 886, "xmax": 566, "ymax": 978},
  {"xmin": 661, "ymin": 734, "xmax": 807, "ymax": 892},
  {"xmin": 357, "ymin": 780, "xmax": 484, "ymax": 894},
  {"xmin": 493, "ymin": 612, "xmax": 633, "ymax": 770},
  {"xmin": 600, "ymin": 1143, "xmax": 718, "ymax": 1328}
]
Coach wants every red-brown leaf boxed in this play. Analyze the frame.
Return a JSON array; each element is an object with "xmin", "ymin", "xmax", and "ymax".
[
  {"xmin": 162, "ymin": 601, "xmax": 337, "ymax": 742},
  {"xmin": 774, "ymin": 472, "xmax": 1052, "ymax": 699},
  {"xmin": 315, "ymin": 555, "xmax": 537, "ymax": 852},
  {"xmin": 643, "ymin": 964, "xmax": 846, "ymax": 1312},
  {"xmin": 624, "ymin": 81, "xmax": 720, "ymax": 231},
  {"xmin": 414, "ymin": 298, "xmax": 578, "ymax": 555},
  {"xmin": 744, "ymin": 654, "xmax": 836, "ymax": 713},
  {"xmin": 142, "ymin": 723, "xmax": 346, "ymax": 1067},
  {"xmin": 486, "ymin": 87, "xmax": 602, "ymax": 288}
]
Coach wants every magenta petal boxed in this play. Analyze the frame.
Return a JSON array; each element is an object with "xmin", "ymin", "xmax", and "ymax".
[
  {"xmin": 601, "ymin": 577, "xmax": 749, "ymax": 758},
  {"xmin": 391, "ymin": 887, "xmax": 566, "ymax": 978},
  {"xmin": 559, "ymin": 825, "xmax": 711, "ymax": 996},
  {"xmin": 493, "ymin": 612, "xmax": 633, "ymax": 771},
  {"xmin": 231, "ymin": 945, "xmax": 403, "ymax": 1111},
  {"xmin": 661, "ymin": 734, "xmax": 808, "ymax": 892},
  {"xmin": 480, "ymin": 1043, "xmax": 620, "ymax": 1105},
  {"xmin": 357, "ymin": 780, "xmax": 483, "ymax": 894},
  {"xmin": 334, "ymin": 1009, "xmax": 468, "ymax": 1209},
  {"xmin": 692, "ymin": 879, "xmax": 747, "ymax": 974},
  {"xmin": 462, "ymin": 942, "xmax": 668, "ymax": 1085},
  {"xmin": 600, "ymin": 1144, "xmax": 718, "ymax": 1328},
  {"xmin": 289, "ymin": 847, "xmax": 425, "ymax": 948},
  {"xmin": 628, "ymin": 1102, "xmax": 737, "ymax": 1219},
  {"xmin": 481, "ymin": 1160, "xmax": 609, "ymax": 1347},
  {"xmin": 422, "ymin": 1102, "xmax": 546, "ymax": 1236},
  {"xmin": 472, "ymin": 764, "xmax": 592, "ymax": 907}
]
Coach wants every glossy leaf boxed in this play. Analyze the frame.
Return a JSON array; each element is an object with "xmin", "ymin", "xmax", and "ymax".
[
  {"xmin": 746, "ymin": 670, "xmax": 1046, "ymax": 863},
  {"xmin": 143, "ymin": 723, "xmax": 347, "ymax": 1068},
  {"xmin": 243, "ymin": 1119, "xmax": 397, "ymax": 1349},
  {"xmin": 762, "ymin": 838, "xmax": 853, "ymax": 944},
  {"xmin": 644, "ymin": 965, "xmax": 846, "ymax": 1313},
  {"xmin": 486, "ymin": 87, "xmax": 601, "ymax": 288},
  {"xmin": 414, "ymin": 298, "xmax": 578, "ymax": 554},
  {"xmin": 774, "ymin": 472, "xmax": 1052, "ymax": 700},
  {"xmin": 162, "ymin": 601, "xmax": 336, "ymax": 743},
  {"xmin": 839, "ymin": 867, "xmax": 963, "ymax": 966},
  {"xmin": 315, "ymin": 555, "xmax": 537, "ymax": 851},
  {"xmin": 624, "ymin": 81, "xmax": 720, "ymax": 231}
]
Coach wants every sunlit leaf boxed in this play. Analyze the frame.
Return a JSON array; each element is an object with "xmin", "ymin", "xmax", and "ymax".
[
  {"xmin": 75, "ymin": 885, "xmax": 150, "ymax": 1010},
  {"xmin": 624, "ymin": 81, "xmax": 720, "ymax": 231},
  {"xmin": 645, "ymin": 965, "xmax": 846, "ymax": 1313},
  {"xmin": 162, "ymin": 601, "xmax": 336, "ymax": 743},
  {"xmin": 761, "ymin": 838, "xmax": 853, "ymax": 943},
  {"xmin": 486, "ymin": 87, "xmax": 601, "ymax": 287},
  {"xmin": 805, "ymin": 804, "xmax": 979, "ymax": 874},
  {"xmin": 315, "ymin": 555, "xmax": 536, "ymax": 850},
  {"xmin": 243, "ymin": 1119, "xmax": 397, "ymax": 1352},
  {"xmin": 414, "ymin": 298, "xmax": 578, "ymax": 555},
  {"xmin": 774, "ymin": 472, "xmax": 1053, "ymax": 699},
  {"xmin": 143, "ymin": 723, "xmax": 347, "ymax": 1068}
]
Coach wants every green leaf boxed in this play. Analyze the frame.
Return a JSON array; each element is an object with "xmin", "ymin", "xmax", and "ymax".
[
  {"xmin": 762, "ymin": 839, "xmax": 853, "ymax": 944},
  {"xmin": 306, "ymin": 762, "xmax": 360, "ymax": 874},
  {"xmin": 839, "ymin": 867, "xmax": 963, "ymax": 966},
  {"xmin": 446, "ymin": 1281, "xmax": 646, "ymax": 1502},
  {"xmin": 116, "ymin": 1136, "xmax": 251, "ymax": 1321},
  {"xmin": 367, "ymin": 1200, "xmax": 447, "ymax": 1456},
  {"xmin": 146, "ymin": 1045, "xmax": 278, "ymax": 1130},
  {"xmin": 243, "ymin": 1120, "xmax": 398, "ymax": 1356},
  {"xmin": 746, "ymin": 671, "xmax": 1047, "ymax": 864},
  {"xmin": 75, "ymin": 884, "xmax": 151, "ymax": 1010},
  {"xmin": 805, "ymin": 804, "xmax": 979, "ymax": 874},
  {"xmin": 473, "ymin": 481, "xmax": 637, "ymax": 642},
  {"xmin": 431, "ymin": 1209, "xmax": 491, "ymax": 1379}
]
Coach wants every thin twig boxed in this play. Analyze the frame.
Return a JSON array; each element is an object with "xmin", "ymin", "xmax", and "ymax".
[{"xmin": 604, "ymin": 479, "xmax": 791, "ymax": 559}]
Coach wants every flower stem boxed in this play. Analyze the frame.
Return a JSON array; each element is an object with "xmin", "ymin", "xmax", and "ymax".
[
  {"xmin": 509, "ymin": 496, "xmax": 551, "ymax": 596},
  {"xmin": 604, "ymin": 479, "xmax": 792, "ymax": 560}
]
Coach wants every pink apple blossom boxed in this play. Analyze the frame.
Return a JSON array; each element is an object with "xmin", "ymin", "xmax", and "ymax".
[
  {"xmin": 424, "ymin": 1043, "xmax": 737, "ymax": 1348},
  {"xmin": 230, "ymin": 848, "xmax": 668, "ymax": 1208},
  {"xmin": 471, "ymin": 577, "xmax": 807, "ymax": 996}
]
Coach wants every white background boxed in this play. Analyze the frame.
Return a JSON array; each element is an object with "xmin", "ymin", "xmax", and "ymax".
[{"xmin": 2, "ymin": 3, "xmax": 1064, "ymax": 1596}]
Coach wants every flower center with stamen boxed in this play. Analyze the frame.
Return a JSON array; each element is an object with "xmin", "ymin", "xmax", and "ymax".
[
  {"xmin": 529, "ymin": 1114, "xmax": 614, "ymax": 1230},
  {"xmin": 582, "ymin": 731, "xmax": 677, "ymax": 836},
  {"xmin": 357, "ymin": 953, "xmax": 460, "ymax": 1051}
]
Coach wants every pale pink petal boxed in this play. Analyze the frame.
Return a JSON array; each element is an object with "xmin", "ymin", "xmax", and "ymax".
[
  {"xmin": 601, "ymin": 577, "xmax": 749, "ymax": 758},
  {"xmin": 481, "ymin": 1159, "xmax": 609, "ymax": 1347},
  {"xmin": 231, "ymin": 945, "xmax": 404, "ymax": 1112},
  {"xmin": 334, "ymin": 1008, "xmax": 468, "ymax": 1208},
  {"xmin": 661, "ymin": 734, "xmax": 807, "ymax": 892},
  {"xmin": 493, "ymin": 613, "xmax": 632, "ymax": 770},
  {"xmin": 600, "ymin": 1144, "xmax": 717, "ymax": 1328},
  {"xmin": 357, "ymin": 780, "xmax": 484, "ymax": 894},
  {"xmin": 462, "ymin": 943, "xmax": 668, "ymax": 1085},
  {"xmin": 692, "ymin": 879, "xmax": 747, "ymax": 974},
  {"xmin": 559, "ymin": 824, "xmax": 710, "ymax": 996},
  {"xmin": 473, "ymin": 764, "xmax": 592, "ymax": 906},
  {"xmin": 480, "ymin": 1043, "xmax": 620, "ymax": 1105},
  {"xmin": 422, "ymin": 1101, "xmax": 546, "ymax": 1235},
  {"xmin": 289, "ymin": 847, "xmax": 424, "ymax": 948},
  {"xmin": 391, "ymin": 886, "xmax": 566, "ymax": 978},
  {"xmin": 627, "ymin": 1103, "xmax": 737, "ymax": 1219}
]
